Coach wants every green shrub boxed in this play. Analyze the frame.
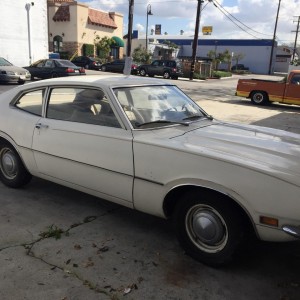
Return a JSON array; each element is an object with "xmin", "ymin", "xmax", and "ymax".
[
  {"xmin": 83, "ymin": 44, "xmax": 94, "ymax": 57},
  {"xmin": 212, "ymin": 71, "xmax": 232, "ymax": 78}
]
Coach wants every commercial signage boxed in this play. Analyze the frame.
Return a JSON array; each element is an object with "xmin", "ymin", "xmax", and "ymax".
[
  {"xmin": 202, "ymin": 26, "xmax": 213, "ymax": 35},
  {"xmin": 155, "ymin": 24, "xmax": 161, "ymax": 35}
]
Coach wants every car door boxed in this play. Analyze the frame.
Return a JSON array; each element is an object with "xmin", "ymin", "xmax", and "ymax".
[
  {"xmin": 31, "ymin": 86, "xmax": 134, "ymax": 205},
  {"xmin": 284, "ymin": 73, "xmax": 300, "ymax": 105},
  {"xmin": 148, "ymin": 60, "xmax": 164, "ymax": 76}
]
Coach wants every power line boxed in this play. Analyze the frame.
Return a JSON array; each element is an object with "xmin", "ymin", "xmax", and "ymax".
[{"xmin": 212, "ymin": 0, "xmax": 273, "ymax": 38}]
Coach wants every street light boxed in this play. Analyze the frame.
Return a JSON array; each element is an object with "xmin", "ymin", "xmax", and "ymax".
[
  {"xmin": 146, "ymin": 4, "xmax": 153, "ymax": 52},
  {"xmin": 25, "ymin": 3, "xmax": 34, "ymax": 65}
]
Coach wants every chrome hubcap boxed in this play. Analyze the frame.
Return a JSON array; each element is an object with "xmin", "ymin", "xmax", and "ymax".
[
  {"xmin": 185, "ymin": 204, "xmax": 228, "ymax": 253},
  {"xmin": 0, "ymin": 148, "xmax": 18, "ymax": 179}
]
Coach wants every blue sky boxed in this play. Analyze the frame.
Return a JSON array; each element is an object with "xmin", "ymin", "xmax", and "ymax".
[{"xmin": 81, "ymin": 0, "xmax": 299, "ymax": 45}]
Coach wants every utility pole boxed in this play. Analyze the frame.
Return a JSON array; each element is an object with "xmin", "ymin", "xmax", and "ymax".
[
  {"xmin": 268, "ymin": 0, "xmax": 281, "ymax": 75},
  {"xmin": 190, "ymin": 0, "xmax": 203, "ymax": 80},
  {"xmin": 292, "ymin": 16, "xmax": 300, "ymax": 61},
  {"xmin": 124, "ymin": 0, "xmax": 134, "ymax": 75}
]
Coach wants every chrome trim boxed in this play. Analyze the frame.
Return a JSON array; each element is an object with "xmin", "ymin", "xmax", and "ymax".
[{"xmin": 282, "ymin": 225, "xmax": 300, "ymax": 239}]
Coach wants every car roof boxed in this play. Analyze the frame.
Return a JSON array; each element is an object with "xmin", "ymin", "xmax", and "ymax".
[{"xmin": 19, "ymin": 75, "xmax": 173, "ymax": 88}]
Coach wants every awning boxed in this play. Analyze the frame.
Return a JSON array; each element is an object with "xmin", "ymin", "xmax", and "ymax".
[{"xmin": 112, "ymin": 36, "xmax": 124, "ymax": 47}]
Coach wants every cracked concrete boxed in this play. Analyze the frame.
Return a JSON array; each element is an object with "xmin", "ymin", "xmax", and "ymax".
[{"xmin": 0, "ymin": 73, "xmax": 300, "ymax": 299}]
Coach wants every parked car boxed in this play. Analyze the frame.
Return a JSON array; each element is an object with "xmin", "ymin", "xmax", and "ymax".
[
  {"xmin": 236, "ymin": 70, "xmax": 300, "ymax": 106},
  {"xmin": 0, "ymin": 75, "xmax": 299, "ymax": 267},
  {"xmin": 0, "ymin": 57, "xmax": 31, "ymax": 84},
  {"xmin": 100, "ymin": 59, "xmax": 138, "ymax": 74},
  {"xmin": 71, "ymin": 56, "xmax": 102, "ymax": 70},
  {"xmin": 24, "ymin": 59, "xmax": 85, "ymax": 80},
  {"xmin": 231, "ymin": 64, "xmax": 249, "ymax": 71},
  {"xmin": 138, "ymin": 59, "xmax": 183, "ymax": 79}
]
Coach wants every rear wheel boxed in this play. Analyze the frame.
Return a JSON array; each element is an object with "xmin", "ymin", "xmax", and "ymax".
[
  {"xmin": 173, "ymin": 190, "xmax": 245, "ymax": 267},
  {"xmin": 101, "ymin": 66, "xmax": 106, "ymax": 72},
  {"xmin": 250, "ymin": 91, "xmax": 269, "ymax": 105},
  {"xmin": 0, "ymin": 142, "xmax": 32, "ymax": 188},
  {"xmin": 163, "ymin": 71, "xmax": 171, "ymax": 79},
  {"xmin": 51, "ymin": 72, "xmax": 58, "ymax": 78}
]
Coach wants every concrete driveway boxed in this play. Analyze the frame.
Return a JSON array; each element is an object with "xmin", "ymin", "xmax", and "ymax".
[{"xmin": 0, "ymin": 73, "xmax": 299, "ymax": 300}]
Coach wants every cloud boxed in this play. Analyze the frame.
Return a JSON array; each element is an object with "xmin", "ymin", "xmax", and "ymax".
[{"xmin": 82, "ymin": 0, "xmax": 299, "ymax": 45}]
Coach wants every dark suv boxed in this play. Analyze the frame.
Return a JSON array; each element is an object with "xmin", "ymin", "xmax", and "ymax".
[
  {"xmin": 71, "ymin": 56, "xmax": 102, "ymax": 70},
  {"xmin": 138, "ymin": 60, "xmax": 182, "ymax": 79}
]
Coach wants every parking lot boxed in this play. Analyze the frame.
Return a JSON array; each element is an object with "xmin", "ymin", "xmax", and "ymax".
[{"xmin": 0, "ymin": 73, "xmax": 300, "ymax": 300}]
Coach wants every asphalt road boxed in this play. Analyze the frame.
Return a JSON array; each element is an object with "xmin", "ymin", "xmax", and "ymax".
[{"xmin": 0, "ymin": 73, "xmax": 299, "ymax": 300}]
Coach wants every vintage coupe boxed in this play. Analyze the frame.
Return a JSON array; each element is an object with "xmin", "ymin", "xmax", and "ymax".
[{"xmin": 0, "ymin": 76, "xmax": 299, "ymax": 266}]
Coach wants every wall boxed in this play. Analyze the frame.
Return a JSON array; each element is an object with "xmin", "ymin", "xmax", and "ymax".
[{"xmin": 0, "ymin": 0, "xmax": 48, "ymax": 66}]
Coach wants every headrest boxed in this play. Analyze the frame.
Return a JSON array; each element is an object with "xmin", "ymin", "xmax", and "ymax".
[{"xmin": 74, "ymin": 89, "xmax": 104, "ymax": 105}]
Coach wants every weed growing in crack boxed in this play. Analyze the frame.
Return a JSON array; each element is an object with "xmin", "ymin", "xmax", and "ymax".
[{"xmin": 39, "ymin": 224, "xmax": 64, "ymax": 240}]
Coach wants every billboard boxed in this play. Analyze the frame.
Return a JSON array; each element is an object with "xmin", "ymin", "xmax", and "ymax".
[
  {"xmin": 155, "ymin": 24, "xmax": 161, "ymax": 35},
  {"xmin": 202, "ymin": 26, "xmax": 213, "ymax": 35}
]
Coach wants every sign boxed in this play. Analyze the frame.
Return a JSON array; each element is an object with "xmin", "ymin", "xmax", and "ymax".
[
  {"xmin": 155, "ymin": 24, "xmax": 161, "ymax": 35},
  {"xmin": 202, "ymin": 26, "xmax": 213, "ymax": 35}
]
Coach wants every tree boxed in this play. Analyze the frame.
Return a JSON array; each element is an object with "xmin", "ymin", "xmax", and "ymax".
[
  {"xmin": 232, "ymin": 52, "xmax": 245, "ymax": 67},
  {"xmin": 94, "ymin": 36, "xmax": 116, "ymax": 59},
  {"xmin": 132, "ymin": 45, "xmax": 152, "ymax": 64}
]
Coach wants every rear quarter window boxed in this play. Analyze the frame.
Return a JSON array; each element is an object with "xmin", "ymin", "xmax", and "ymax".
[{"xmin": 14, "ymin": 89, "xmax": 44, "ymax": 116}]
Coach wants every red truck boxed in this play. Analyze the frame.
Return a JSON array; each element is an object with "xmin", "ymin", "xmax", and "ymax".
[{"xmin": 236, "ymin": 70, "xmax": 300, "ymax": 106}]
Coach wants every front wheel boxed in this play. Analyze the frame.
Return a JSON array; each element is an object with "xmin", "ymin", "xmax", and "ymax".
[
  {"xmin": 101, "ymin": 66, "xmax": 106, "ymax": 72},
  {"xmin": 139, "ymin": 68, "xmax": 146, "ymax": 76},
  {"xmin": 251, "ymin": 91, "xmax": 269, "ymax": 105},
  {"xmin": 0, "ymin": 142, "xmax": 32, "ymax": 188},
  {"xmin": 173, "ymin": 191, "xmax": 244, "ymax": 267},
  {"xmin": 163, "ymin": 71, "xmax": 171, "ymax": 79}
]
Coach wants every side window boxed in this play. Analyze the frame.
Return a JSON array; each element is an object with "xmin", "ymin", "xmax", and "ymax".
[
  {"xmin": 47, "ymin": 88, "xmax": 121, "ymax": 128},
  {"xmin": 15, "ymin": 90, "xmax": 44, "ymax": 116},
  {"xmin": 45, "ymin": 60, "xmax": 54, "ymax": 68},
  {"xmin": 152, "ymin": 61, "xmax": 159, "ymax": 66},
  {"xmin": 291, "ymin": 75, "xmax": 300, "ymax": 85}
]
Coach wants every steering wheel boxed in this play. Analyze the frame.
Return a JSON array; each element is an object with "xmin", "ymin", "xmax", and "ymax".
[{"xmin": 124, "ymin": 105, "xmax": 145, "ymax": 125}]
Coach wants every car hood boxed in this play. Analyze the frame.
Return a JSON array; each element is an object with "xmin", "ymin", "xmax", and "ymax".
[
  {"xmin": 154, "ymin": 121, "xmax": 300, "ymax": 186},
  {"xmin": 0, "ymin": 66, "xmax": 28, "ymax": 74}
]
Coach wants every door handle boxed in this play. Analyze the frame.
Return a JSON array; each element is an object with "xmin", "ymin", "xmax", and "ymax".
[{"xmin": 35, "ymin": 123, "xmax": 49, "ymax": 129}]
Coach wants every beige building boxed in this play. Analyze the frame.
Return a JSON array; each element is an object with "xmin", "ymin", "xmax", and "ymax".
[{"xmin": 47, "ymin": 0, "xmax": 124, "ymax": 59}]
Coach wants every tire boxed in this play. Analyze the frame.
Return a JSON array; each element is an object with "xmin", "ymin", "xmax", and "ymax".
[
  {"xmin": 173, "ymin": 190, "xmax": 244, "ymax": 267},
  {"xmin": 85, "ymin": 64, "xmax": 89, "ymax": 69},
  {"xmin": 163, "ymin": 71, "xmax": 171, "ymax": 79},
  {"xmin": 139, "ymin": 68, "xmax": 146, "ymax": 76},
  {"xmin": 250, "ymin": 91, "xmax": 269, "ymax": 105},
  {"xmin": 51, "ymin": 72, "xmax": 58, "ymax": 78},
  {"xmin": 101, "ymin": 66, "xmax": 106, "ymax": 72},
  {"xmin": 0, "ymin": 142, "xmax": 32, "ymax": 188},
  {"xmin": 171, "ymin": 76, "xmax": 178, "ymax": 80}
]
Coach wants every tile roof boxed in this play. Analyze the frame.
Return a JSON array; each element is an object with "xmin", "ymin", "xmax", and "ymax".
[
  {"xmin": 53, "ymin": 5, "xmax": 70, "ymax": 22},
  {"xmin": 88, "ymin": 9, "xmax": 117, "ymax": 29}
]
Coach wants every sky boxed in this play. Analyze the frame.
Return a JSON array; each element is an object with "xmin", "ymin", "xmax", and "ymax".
[{"xmin": 80, "ymin": 0, "xmax": 300, "ymax": 46}]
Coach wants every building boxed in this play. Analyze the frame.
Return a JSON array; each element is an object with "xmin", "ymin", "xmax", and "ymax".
[
  {"xmin": 47, "ymin": 0, "xmax": 124, "ymax": 59},
  {"xmin": 128, "ymin": 32, "xmax": 291, "ymax": 74},
  {"xmin": 0, "ymin": 0, "xmax": 49, "ymax": 67}
]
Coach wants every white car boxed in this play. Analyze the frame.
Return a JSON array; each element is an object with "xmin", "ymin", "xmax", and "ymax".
[{"xmin": 0, "ymin": 75, "xmax": 299, "ymax": 266}]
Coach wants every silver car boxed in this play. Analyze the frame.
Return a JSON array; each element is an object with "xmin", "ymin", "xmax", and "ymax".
[{"xmin": 0, "ymin": 57, "xmax": 31, "ymax": 84}]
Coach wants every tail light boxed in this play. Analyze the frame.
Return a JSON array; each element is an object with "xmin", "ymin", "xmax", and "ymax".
[
  {"xmin": 66, "ymin": 68, "xmax": 75, "ymax": 73},
  {"xmin": 172, "ymin": 68, "xmax": 176, "ymax": 72}
]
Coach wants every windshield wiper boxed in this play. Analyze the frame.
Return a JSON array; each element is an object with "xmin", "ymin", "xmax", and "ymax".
[
  {"xmin": 182, "ymin": 114, "xmax": 213, "ymax": 121},
  {"xmin": 136, "ymin": 120, "xmax": 189, "ymax": 128}
]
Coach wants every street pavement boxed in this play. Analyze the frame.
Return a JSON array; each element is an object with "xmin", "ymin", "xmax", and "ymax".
[{"xmin": 0, "ymin": 72, "xmax": 299, "ymax": 300}]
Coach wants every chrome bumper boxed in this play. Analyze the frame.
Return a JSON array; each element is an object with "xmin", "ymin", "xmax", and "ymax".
[{"xmin": 282, "ymin": 225, "xmax": 300, "ymax": 239}]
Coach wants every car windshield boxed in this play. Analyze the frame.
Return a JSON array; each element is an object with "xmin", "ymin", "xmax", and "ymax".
[
  {"xmin": 113, "ymin": 85, "xmax": 207, "ymax": 129},
  {"xmin": 0, "ymin": 57, "xmax": 13, "ymax": 66}
]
